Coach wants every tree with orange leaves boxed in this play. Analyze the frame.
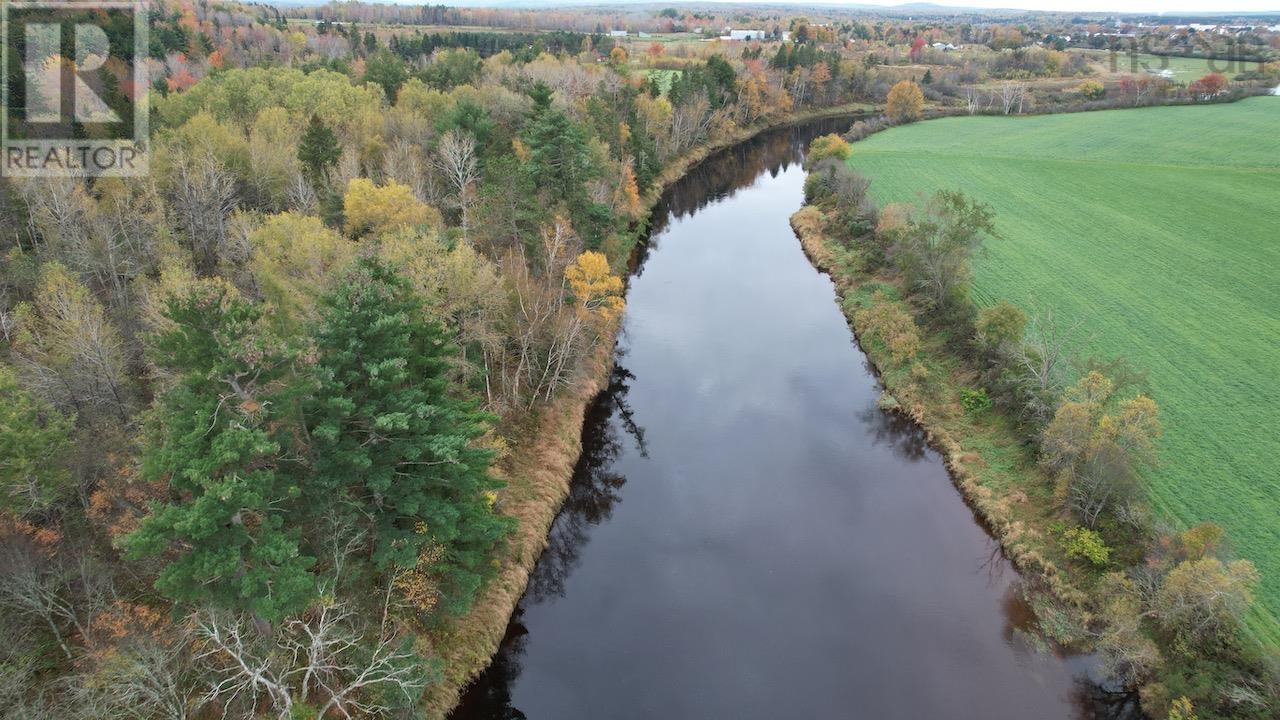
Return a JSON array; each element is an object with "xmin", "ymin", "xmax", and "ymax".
[{"xmin": 886, "ymin": 80, "xmax": 924, "ymax": 122}]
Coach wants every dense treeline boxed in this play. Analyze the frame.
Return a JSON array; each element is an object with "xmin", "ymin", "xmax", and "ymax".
[
  {"xmin": 801, "ymin": 138, "xmax": 1278, "ymax": 719},
  {"xmin": 390, "ymin": 30, "xmax": 610, "ymax": 60}
]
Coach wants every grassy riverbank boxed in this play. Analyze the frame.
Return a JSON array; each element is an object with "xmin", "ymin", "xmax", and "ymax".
[
  {"xmin": 423, "ymin": 103, "xmax": 874, "ymax": 718},
  {"xmin": 791, "ymin": 206, "xmax": 1094, "ymax": 618},
  {"xmin": 792, "ymin": 178, "xmax": 1275, "ymax": 716}
]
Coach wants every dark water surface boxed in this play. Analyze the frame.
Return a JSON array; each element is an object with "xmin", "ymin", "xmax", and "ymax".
[{"xmin": 454, "ymin": 120, "xmax": 1126, "ymax": 720}]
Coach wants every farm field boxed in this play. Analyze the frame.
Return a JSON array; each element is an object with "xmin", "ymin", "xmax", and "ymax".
[
  {"xmin": 1078, "ymin": 49, "xmax": 1263, "ymax": 79},
  {"xmin": 848, "ymin": 98, "xmax": 1280, "ymax": 644}
]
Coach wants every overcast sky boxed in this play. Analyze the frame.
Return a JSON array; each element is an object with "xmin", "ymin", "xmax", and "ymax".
[{"xmin": 718, "ymin": 0, "xmax": 1280, "ymax": 13}]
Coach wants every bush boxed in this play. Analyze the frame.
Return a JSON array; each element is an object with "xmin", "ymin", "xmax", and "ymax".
[
  {"xmin": 959, "ymin": 387, "xmax": 992, "ymax": 416},
  {"xmin": 806, "ymin": 133, "xmax": 852, "ymax": 167},
  {"xmin": 1064, "ymin": 526, "xmax": 1111, "ymax": 567}
]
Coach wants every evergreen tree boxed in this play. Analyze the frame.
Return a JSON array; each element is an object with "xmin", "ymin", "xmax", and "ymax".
[
  {"xmin": 307, "ymin": 257, "xmax": 511, "ymax": 615},
  {"xmin": 298, "ymin": 114, "xmax": 341, "ymax": 184},
  {"xmin": 0, "ymin": 366, "xmax": 74, "ymax": 515},
  {"xmin": 125, "ymin": 280, "xmax": 316, "ymax": 622}
]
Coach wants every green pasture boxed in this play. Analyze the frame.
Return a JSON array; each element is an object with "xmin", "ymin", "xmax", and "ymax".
[{"xmin": 848, "ymin": 98, "xmax": 1280, "ymax": 644}]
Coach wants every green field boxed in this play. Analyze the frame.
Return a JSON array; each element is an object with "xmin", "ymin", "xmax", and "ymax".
[
  {"xmin": 643, "ymin": 68, "xmax": 683, "ymax": 94},
  {"xmin": 848, "ymin": 98, "xmax": 1280, "ymax": 644},
  {"xmin": 1079, "ymin": 49, "xmax": 1264, "ymax": 79}
]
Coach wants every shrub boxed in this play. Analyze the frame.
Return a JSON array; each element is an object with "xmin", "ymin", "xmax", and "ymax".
[
  {"xmin": 855, "ymin": 291, "xmax": 921, "ymax": 365},
  {"xmin": 1077, "ymin": 79, "xmax": 1106, "ymax": 100},
  {"xmin": 1064, "ymin": 526, "xmax": 1111, "ymax": 567},
  {"xmin": 806, "ymin": 133, "xmax": 852, "ymax": 166},
  {"xmin": 959, "ymin": 387, "xmax": 992, "ymax": 416}
]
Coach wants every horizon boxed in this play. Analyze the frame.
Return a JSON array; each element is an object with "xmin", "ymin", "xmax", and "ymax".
[{"xmin": 315, "ymin": 0, "xmax": 1280, "ymax": 19}]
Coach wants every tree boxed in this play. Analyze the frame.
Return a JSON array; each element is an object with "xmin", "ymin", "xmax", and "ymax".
[
  {"xmin": 885, "ymin": 80, "xmax": 924, "ymax": 122},
  {"xmin": 248, "ymin": 212, "xmax": 355, "ymax": 327},
  {"xmin": 363, "ymin": 49, "xmax": 408, "ymax": 99},
  {"xmin": 343, "ymin": 178, "xmax": 439, "ymax": 239},
  {"xmin": 11, "ymin": 263, "xmax": 132, "ymax": 424},
  {"xmin": 975, "ymin": 300, "xmax": 1026, "ymax": 358},
  {"xmin": 1153, "ymin": 557, "xmax": 1258, "ymax": 644},
  {"xmin": 306, "ymin": 256, "xmax": 511, "ymax": 615},
  {"xmin": 1040, "ymin": 371, "xmax": 1162, "ymax": 527},
  {"xmin": 298, "ymin": 114, "xmax": 341, "ymax": 185},
  {"xmin": 805, "ymin": 133, "xmax": 852, "ymax": 166},
  {"xmin": 124, "ymin": 279, "xmax": 316, "ymax": 622},
  {"xmin": 1188, "ymin": 72, "xmax": 1227, "ymax": 100},
  {"xmin": 889, "ymin": 190, "xmax": 995, "ymax": 320},
  {"xmin": 0, "ymin": 367, "xmax": 74, "ymax": 515},
  {"xmin": 565, "ymin": 251, "xmax": 625, "ymax": 325},
  {"xmin": 434, "ymin": 129, "xmax": 480, "ymax": 240},
  {"xmin": 996, "ymin": 81, "xmax": 1027, "ymax": 115}
]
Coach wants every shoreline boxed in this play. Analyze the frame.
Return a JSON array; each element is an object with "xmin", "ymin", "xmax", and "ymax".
[
  {"xmin": 788, "ymin": 206, "xmax": 1095, "ymax": 628},
  {"xmin": 423, "ymin": 103, "xmax": 873, "ymax": 719}
]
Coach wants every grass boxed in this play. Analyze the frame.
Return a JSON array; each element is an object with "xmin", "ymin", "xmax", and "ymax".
[
  {"xmin": 643, "ymin": 68, "xmax": 682, "ymax": 94},
  {"xmin": 847, "ymin": 98, "xmax": 1280, "ymax": 646},
  {"xmin": 1077, "ymin": 49, "xmax": 1264, "ymax": 79}
]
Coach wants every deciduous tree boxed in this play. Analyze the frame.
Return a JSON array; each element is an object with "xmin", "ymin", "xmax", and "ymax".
[{"xmin": 886, "ymin": 80, "xmax": 924, "ymax": 122}]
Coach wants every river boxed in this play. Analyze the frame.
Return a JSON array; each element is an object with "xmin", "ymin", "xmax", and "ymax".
[{"xmin": 453, "ymin": 119, "xmax": 1134, "ymax": 720}]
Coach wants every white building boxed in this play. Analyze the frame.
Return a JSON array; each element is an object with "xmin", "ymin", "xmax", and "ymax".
[{"xmin": 728, "ymin": 29, "xmax": 766, "ymax": 41}]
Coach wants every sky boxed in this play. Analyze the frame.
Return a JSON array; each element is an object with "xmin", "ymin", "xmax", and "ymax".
[
  {"xmin": 805, "ymin": 0, "xmax": 1280, "ymax": 13},
  {"xmin": 428, "ymin": 0, "xmax": 1280, "ymax": 16}
]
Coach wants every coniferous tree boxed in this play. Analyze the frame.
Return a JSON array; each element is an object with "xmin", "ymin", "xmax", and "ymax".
[
  {"xmin": 298, "ymin": 114, "xmax": 341, "ymax": 184},
  {"xmin": 307, "ymin": 257, "xmax": 511, "ymax": 615},
  {"xmin": 125, "ymin": 279, "xmax": 316, "ymax": 622}
]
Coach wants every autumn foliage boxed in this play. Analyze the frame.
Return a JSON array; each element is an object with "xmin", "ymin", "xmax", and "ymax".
[{"xmin": 886, "ymin": 80, "xmax": 925, "ymax": 122}]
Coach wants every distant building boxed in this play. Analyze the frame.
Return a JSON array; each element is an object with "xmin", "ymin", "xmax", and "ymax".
[
  {"xmin": 609, "ymin": 30, "xmax": 628, "ymax": 38},
  {"xmin": 728, "ymin": 29, "xmax": 765, "ymax": 41},
  {"xmin": 638, "ymin": 31, "xmax": 651, "ymax": 38}
]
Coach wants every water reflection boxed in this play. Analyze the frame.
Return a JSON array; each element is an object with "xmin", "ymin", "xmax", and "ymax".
[
  {"xmin": 527, "ymin": 361, "xmax": 643, "ymax": 602},
  {"xmin": 858, "ymin": 398, "xmax": 930, "ymax": 462},
  {"xmin": 454, "ymin": 360, "xmax": 641, "ymax": 720},
  {"xmin": 631, "ymin": 116, "xmax": 858, "ymax": 277},
  {"xmin": 452, "ymin": 117, "xmax": 1128, "ymax": 720}
]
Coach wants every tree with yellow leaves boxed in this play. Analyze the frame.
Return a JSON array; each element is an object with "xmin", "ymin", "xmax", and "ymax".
[
  {"xmin": 565, "ymin": 251, "xmax": 624, "ymax": 325},
  {"xmin": 249, "ymin": 212, "xmax": 355, "ymax": 327},
  {"xmin": 1040, "ymin": 370, "xmax": 1161, "ymax": 527},
  {"xmin": 886, "ymin": 80, "xmax": 925, "ymax": 123},
  {"xmin": 342, "ymin": 178, "xmax": 440, "ymax": 238}
]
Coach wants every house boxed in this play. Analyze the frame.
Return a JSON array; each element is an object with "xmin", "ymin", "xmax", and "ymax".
[
  {"xmin": 728, "ymin": 29, "xmax": 765, "ymax": 41},
  {"xmin": 609, "ymin": 30, "xmax": 628, "ymax": 38}
]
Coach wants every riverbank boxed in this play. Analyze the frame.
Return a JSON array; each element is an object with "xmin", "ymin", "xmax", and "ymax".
[
  {"xmin": 790, "ymin": 205, "xmax": 1094, "ymax": 621},
  {"xmin": 790, "ymin": 193, "xmax": 1280, "ymax": 717},
  {"xmin": 422, "ymin": 104, "xmax": 873, "ymax": 719}
]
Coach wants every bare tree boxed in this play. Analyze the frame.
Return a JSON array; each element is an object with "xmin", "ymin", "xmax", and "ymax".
[
  {"xmin": 962, "ymin": 86, "xmax": 984, "ymax": 115},
  {"xmin": 997, "ymin": 81, "xmax": 1027, "ymax": 115},
  {"xmin": 165, "ymin": 148, "xmax": 238, "ymax": 276},
  {"xmin": 196, "ymin": 603, "xmax": 427, "ymax": 720},
  {"xmin": 0, "ymin": 543, "xmax": 113, "ymax": 661},
  {"xmin": 1009, "ymin": 309, "xmax": 1078, "ymax": 428},
  {"xmin": 434, "ymin": 130, "xmax": 479, "ymax": 240},
  {"xmin": 667, "ymin": 92, "xmax": 714, "ymax": 159}
]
